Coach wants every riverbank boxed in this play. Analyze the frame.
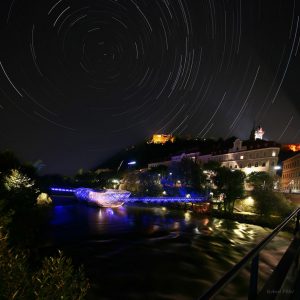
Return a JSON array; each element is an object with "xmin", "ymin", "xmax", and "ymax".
[
  {"xmin": 284, "ymin": 193, "xmax": 300, "ymax": 205},
  {"xmin": 128, "ymin": 202, "xmax": 296, "ymax": 232}
]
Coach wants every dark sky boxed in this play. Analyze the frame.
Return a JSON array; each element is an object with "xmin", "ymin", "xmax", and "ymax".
[{"xmin": 0, "ymin": 0, "xmax": 300, "ymax": 175}]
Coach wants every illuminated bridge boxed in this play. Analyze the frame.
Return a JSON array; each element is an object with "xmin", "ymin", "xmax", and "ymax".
[
  {"xmin": 126, "ymin": 196, "xmax": 208, "ymax": 204},
  {"xmin": 50, "ymin": 188, "xmax": 209, "ymax": 204}
]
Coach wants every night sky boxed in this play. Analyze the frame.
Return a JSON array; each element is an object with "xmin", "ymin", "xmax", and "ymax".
[{"xmin": 1, "ymin": 0, "xmax": 300, "ymax": 174}]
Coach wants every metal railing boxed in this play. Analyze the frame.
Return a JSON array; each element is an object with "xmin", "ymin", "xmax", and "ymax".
[{"xmin": 199, "ymin": 207, "xmax": 300, "ymax": 300}]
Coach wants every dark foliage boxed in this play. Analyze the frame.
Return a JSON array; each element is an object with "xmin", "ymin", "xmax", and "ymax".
[{"xmin": 214, "ymin": 167, "xmax": 245, "ymax": 212}]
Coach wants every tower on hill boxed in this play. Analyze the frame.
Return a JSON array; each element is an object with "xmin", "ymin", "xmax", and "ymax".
[
  {"xmin": 250, "ymin": 125, "xmax": 265, "ymax": 140},
  {"xmin": 254, "ymin": 126, "xmax": 265, "ymax": 140}
]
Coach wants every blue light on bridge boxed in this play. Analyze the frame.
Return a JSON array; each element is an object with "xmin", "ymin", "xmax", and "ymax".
[
  {"xmin": 51, "ymin": 187, "xmax": 75, "ymax": 193},
  {"xmin": 50, "ymin": 187, "xmax": 209, "ymax": 205},
  {"xmin": 127, "ymin": 197, "xmax": 208, "ymax": 204}
]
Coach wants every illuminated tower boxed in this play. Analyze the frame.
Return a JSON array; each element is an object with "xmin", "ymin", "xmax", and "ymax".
[{"xmin": 254, "ymin": 126, "xmax": 265, "ymax": 140}]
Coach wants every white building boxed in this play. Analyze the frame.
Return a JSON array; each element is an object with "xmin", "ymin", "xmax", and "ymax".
[
  {"xmin": 148, "ymin": 160, "xmax": 171, "ymax": 169},
  {"xmin": 148, "ymin": 135, "xmax": 280, "ymax": 177},
  {"xmin": 197, "ymin": 139, "xmax": 280, "ymax": 176},
  {"xmin": 171, "ymin": 152, "xmax": 200, "ymax": 163}
]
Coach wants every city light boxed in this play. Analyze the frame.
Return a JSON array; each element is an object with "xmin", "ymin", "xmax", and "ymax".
[
  {"xmin": 51, "ymin": 187, "xmax": 75, "ymax": 193},
  {"xmin": 184, "ymin": 211, "xmax": 191, "ymax": 221},
  {"xmin": 244, "ymin": 196, "xmax": 254, "ymax": 206},
  {"xmin": 127, "ymin": 196, "xmax": 208, "ymax": 204},
  {"xmin": 128, "ymin": 161, "xmax": 136, "ymax": 165}
]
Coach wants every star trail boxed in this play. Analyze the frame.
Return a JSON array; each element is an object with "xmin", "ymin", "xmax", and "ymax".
[{"xmin": 0, "ymin": 0, "xmax": 300, "ymax": 174}]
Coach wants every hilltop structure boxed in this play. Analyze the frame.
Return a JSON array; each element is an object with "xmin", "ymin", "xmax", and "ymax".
[
  {"xmin": 150, "ymin": 134, "xmax": 175, "ymax": 144},
  {"xmin": 281, "ymin": 144, "xmax": 300, "ymax": 152},
  {"xmin": 249, "ymin": 125, "xmax": 265, "ymax": 141},
  {"xmin": 149, "ymin": 127, "xmax": 280, "ymax": 176},
  {"xmin": 254, "ymin": 126, "xmax": 265, "ymax": 140}
]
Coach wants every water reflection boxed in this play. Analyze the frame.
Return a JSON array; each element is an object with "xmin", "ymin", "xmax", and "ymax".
[{"xmin": 48, "ymin": 198, "xmax": 292, "ymax": 300}]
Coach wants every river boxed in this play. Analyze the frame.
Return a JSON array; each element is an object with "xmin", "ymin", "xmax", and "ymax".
[{"xmin": 46, "ymin": 196, "xmax": 292, "ymax": 300}]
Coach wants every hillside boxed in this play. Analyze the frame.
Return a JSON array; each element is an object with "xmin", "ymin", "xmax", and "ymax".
[{"xmin": 94, "ymin": 136, "xmax": 238, "ymax": 171}]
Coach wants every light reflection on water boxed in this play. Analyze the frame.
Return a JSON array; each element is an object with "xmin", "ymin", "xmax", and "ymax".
[{"xmin": 48, "ymin": 198, "xmax": 292, "ymax": 300}]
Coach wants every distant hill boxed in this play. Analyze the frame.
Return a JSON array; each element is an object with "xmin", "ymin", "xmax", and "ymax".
[{"xmin": 94, "ymin": 136, "xmax": 238, "ymax": 171}]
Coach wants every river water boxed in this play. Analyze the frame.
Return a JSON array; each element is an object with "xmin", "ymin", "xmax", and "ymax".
[{"xmin": 47, "ymin": 196, "xmax": 292, "ymax": 300}]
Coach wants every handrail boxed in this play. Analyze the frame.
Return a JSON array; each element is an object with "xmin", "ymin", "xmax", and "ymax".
[{"xmin": 199, "ymin": 207, "xmax": 300, "ymax": 300}]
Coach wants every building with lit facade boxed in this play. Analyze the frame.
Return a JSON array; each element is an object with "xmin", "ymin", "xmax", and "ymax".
[
  {"xmin": 281, "ymin": 153, "xmax": 300, "ymax": 192},
  {"xmin": 148, "ymin": 160, "xmax": 171, "ymax": 169},
  {"xmin": 171, "ymin": 152, "xmax": 200, "ymax": 163},
  {"xmin": 196, "ymin": 139, "xmax": 280, "ymax": 176},
  {"xmin": 150, "ymin": 134, "xmax": 175, "ymax": 144},
  {"xmin": 148, "ymin": 152, "xmax": 199, "ymax": 169},
  {"xmin": 148, "ymin": 138, "xmax": 280, "ymax": 177},
  {"xmin": 147, "ymin": 126, "xmax": 281, "ymax": 176}
]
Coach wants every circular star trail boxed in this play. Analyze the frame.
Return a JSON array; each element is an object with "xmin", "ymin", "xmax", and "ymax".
[{"xmin": 0, "ymin": 0, "xmax": 300, "ymax": 174}]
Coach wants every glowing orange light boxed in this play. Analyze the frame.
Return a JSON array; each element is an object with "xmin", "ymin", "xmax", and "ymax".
[
  {"xmin": 287, "ymin": 144, "xmax": 300, "ymax": 152},
  {"xmin": 151, "ymin": 134, "xmax": 175, "ymax": 144}
]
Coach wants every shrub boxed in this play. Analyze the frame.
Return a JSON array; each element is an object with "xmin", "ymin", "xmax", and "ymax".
[
  {"xmin": 246, "ymin": 172, "xmax": 274, "ymax": 191},
  {"xmin": 252, "ymin": 190, "xmax": 294, "ymax": 217},
  {"xmin": 214, "ymin": 167, "xmax": 245, "ymax": 212},
  {"xmin": 0, "ymin": 227, "xmax": 31, "ymax": 299},
  {"xmin": 32, "ymin": 251, "xmax": 90, "ymax": 300},
  {"xmin": 36, "ymin": 193, "xmax": 52, "ymax": 206},
  {"xmin": 0, "ymin": 228, "xmax": 89, "ymax": 300}
]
